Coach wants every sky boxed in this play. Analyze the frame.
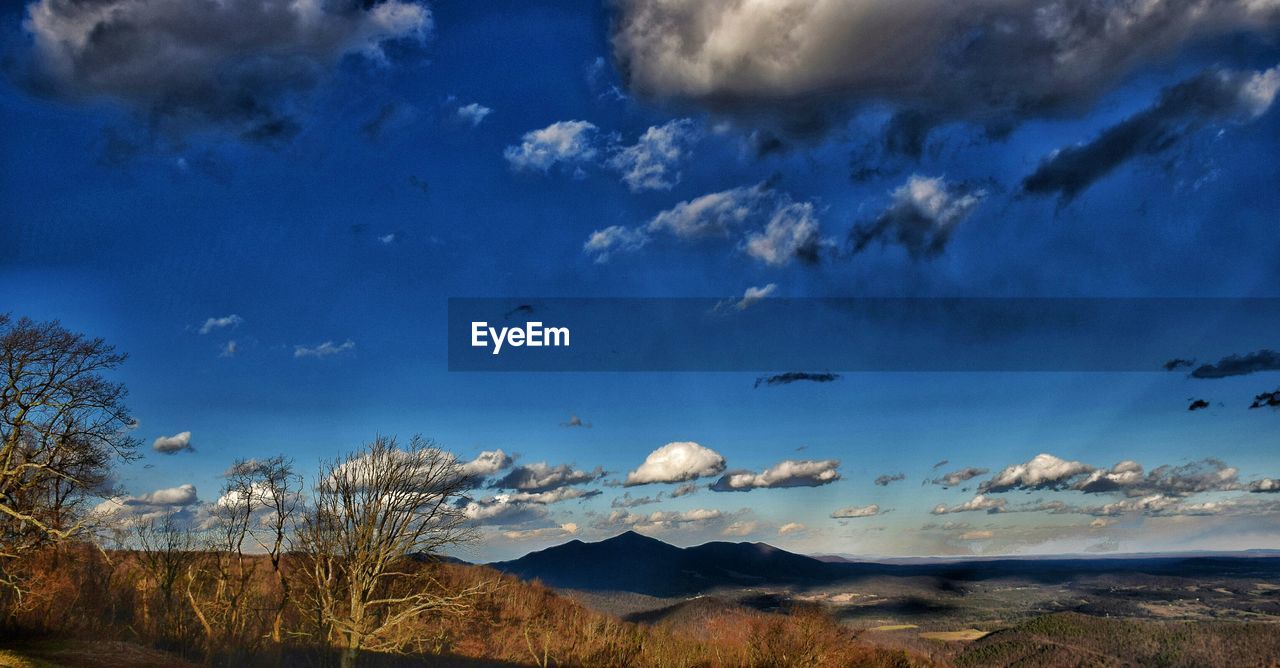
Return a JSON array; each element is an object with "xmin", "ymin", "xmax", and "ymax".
[{"xmin": 2, "ymin": 0, "xmax": 1279, "ymax": 562}]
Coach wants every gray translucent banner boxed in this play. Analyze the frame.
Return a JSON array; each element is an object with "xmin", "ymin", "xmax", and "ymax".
[{"xmin": 447, "ymin": 298, "xmax": 1280, "ymax": 373}]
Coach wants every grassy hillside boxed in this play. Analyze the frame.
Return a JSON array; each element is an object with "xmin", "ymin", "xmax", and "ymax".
[{"xmin": 955, "ymin": 612, "xmax": 1280, "ymax": 667}]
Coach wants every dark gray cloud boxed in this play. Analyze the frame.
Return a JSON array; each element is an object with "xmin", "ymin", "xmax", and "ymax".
[
  {"xmin": 1163, "ymin": 358, "xmax": 1196, "ymax": 371},
  {"xmin": 610, "ymin": 492, "xmax": 663, "ymax": 508},
  {"xmin": 612, "ymin": 0, "xmax": 1280, "ymax": 142},
  {"xmin": 1024, "ymin": 66, "xmax": 1279, "ymax": 199},
  {"xmin": 850, "ymin": 175, "xmax": 985, "ymax": 258},
  {"xmin": 931, "ymin": 467, "xmax": 989, "ymax": 487},
  {"xmin": 753, "ymin": 371, "xmax": 839, "ymax": 388},
  {"xmin": 491, "ymin": 462, "xmax": 606, "ymax": 493},
  {"xmin": 1192, "ymin": 349, "xmax": 1280, "ymax": 379},
  {"xmin": 1250, "ymin": 389, "xmax": 1280, "ymax": 409},
  {"xmin": 21, "ymin": 0, "xmax": 430, "ymax": 143},
  {"xmin": 1187, "ymin": 398, "xmax": 1211, "ymax": 411},
  {"xmin": 874, "ymin": 472, "xmax": 905, "ymax": 486}
]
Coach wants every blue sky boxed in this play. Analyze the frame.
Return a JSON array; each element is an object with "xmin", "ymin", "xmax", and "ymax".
[{"xmin": 2, "ymin": 0, "xmax": 1279, "ymax": 561}]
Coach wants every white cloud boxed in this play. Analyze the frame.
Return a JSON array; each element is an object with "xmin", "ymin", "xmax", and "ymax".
[
  {"xmin": 831, "ymin": 504, "xmax": 881, "ymax": 519},
  {"xmin": 504, "ymin": 120, "xmax": 599, "ymax": 172},
  {"xmin": 647, "ymin": 183, "xmax": 769, "ymax": 239},
  {"xmin": 378, "ymin": 233, "xmax": 396, "ymax": 244},
  {"xmin": 456, "ymin": 102, "xmax": 493, "ymax": 127},
  {"xmin": 459, "ymin": 449, "xmax": 514, "ymax": 482},
  {"xmin": 932, "ymin": 494, "xmax": 1008, "ymax": 515},
  {"xmin": 583, "ymin": 225, "xmax": 650, "ymax": 263},
  {"xmin": 732, "ymin": 283, "xmax": 777, "ymax": 311},
  {"xmin": 1251, "ymin": 478, "xmax": 1280, "ymax": 493},
  {"xmin": 742, "ymin": 201, "xmax": 823, "ymax": 266},
  {"xmin": 606, "ymin": 118, "xmax": 699, "ymax": 192},
  {"xmin": 624, "ymin": 441, "xmax": 727, "ymax": 486},
  {"xmin": 778, "ymin": 522, "xmax": 807, "ymax": 535},
  {"xmin": 599, "ymin": 508, "xmax": 724, "ymax": 531},
  {"xmin": 585, "ymin": 182, "xmax": 830, "ymax": 266},
  {"xmin": 294, "ymin": 339, "xmax": 355, "ymax": 359},
  {"xmin": 219, "ymin": 340, "xmax": 237, "ymax": 358},
  {"xmin": 712, "ymin": 459, "xmax": 840, "ymax": 491},
  {"xmin": 95, "ymin": 483, "xmax": 203, "ymax": 526},
  {"xmin": 199, "ymin": 314, "xmax": 242, "ymax": 334},
  {"xmin": 500, "ymin": 523, "xmax": 579, "ymax": 541},
  {"xmin": 980, "ymin": 453, "xmax": 1095, "ymax": 493},
  {"xmin": 722, "ymin": 520, "xmax": 758, "ymax": 537},
  {"xmin": 152, "ymin": 431, "xmax": 193, "ymax": 454}
]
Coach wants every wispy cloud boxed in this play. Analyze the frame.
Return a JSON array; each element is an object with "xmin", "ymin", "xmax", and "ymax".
[
  {"xmin": 198, "ymin": 314, "xmax": 242, "ymax": 334},
  {"xmin": 294, "ymin": 340, "xmax": 355, "ymax": 359}
]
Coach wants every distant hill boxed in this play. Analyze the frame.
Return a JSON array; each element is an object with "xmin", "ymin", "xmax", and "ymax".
[
  {"xmin": 490, "ymin": 531, "xmax": 1280, "ymax": 597},
  {"xmin": 489, "ymin": 530, "xmax": 847, "ymax": 596}
]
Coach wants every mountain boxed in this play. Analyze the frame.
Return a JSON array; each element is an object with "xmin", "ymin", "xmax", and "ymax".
[
  {"xmin": 489, "ymin": 531, "xmax": 845, "ymax": 596},
  {"xmin": 489, "ymin": 532, "xmax": 1280, "ymax": 597}
]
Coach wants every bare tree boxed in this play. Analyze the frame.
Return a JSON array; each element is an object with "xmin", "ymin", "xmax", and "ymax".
[
  {"xmin": 294, "ymin": 435, "xmax": 481, "ymax": 667},
  {"xmin": 0, "ymin": 314, "xmax": 138, "ymax": 599},
  {"xmin": 226, "ymin": 455, "xmax": 302, "ymax": 643},
  {"xmin": 134, "ymin": 512, "xmax": 196, "ymax": 638}
]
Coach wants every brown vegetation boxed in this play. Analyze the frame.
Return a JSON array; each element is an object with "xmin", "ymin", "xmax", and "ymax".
[{"xmin": 1, "ymin": 543, "xmax": 925, "ymax": 667}]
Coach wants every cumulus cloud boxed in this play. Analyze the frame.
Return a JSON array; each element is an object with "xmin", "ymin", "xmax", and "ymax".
[
  {"xmin": 457, "ymin": 449, "xmax": 514, "ymax": 487},
  {"xmin": 294, "ymin": 339, "xmax": 356, "ymax": 359},
  {"xmin": 851, "ymin": 175, "xmax": 985, "ymax": 258},
  {"xmin": 930, "ymin": 467, "xmax": 989, "ymax": 487},
  {"xmin": 584, "ymin": 182, "xmax": 830, "ymax": 265},
  {"xmin": 711, "ymin": 459, "xmax": 840, "ymax": 491},
  {"xmin": 753, "ymin": 372, "xmax": 839, "ymax": 389},
  {"xmin": 607, "ymin": 118, "xmax": 699, "ymax": 191},
  {"xmin": 461, "ymin": 497, "xmax": 549, "ymax": 527},
  {"xmin": 198, "ymin": 314, "xmax": 242, "ymax": 334},
  {"xmin": 980, "ymin": 453, "xmax": 1095, "ymax": 493},
  {"xmin": 625, "ymin": 441, "xmax": 726, "ymax": 486},
  {"xmin": 1071, "ymin": 460, "xmax": 1145, "ymax": 494},
  {"xmin": 492, "ymin": 462, "xmax": 605, "ymax": 493},
  {"xmin": 830, "ymin": 504, "xmax": 881, "ymax": 519},
  {"xmin": 1250, "ymin": 479, "xmax": 1280, "ymax": 493},
  {"xmin": 1191, "ymin": 349, "xmax": 1280, "ymax": 379},
  {"xmin": 874, "ymin": 473, "xmax": 905, "ymax": 487},
  {"xmin": 23, "ymin": 0, "xmax": 431, "ymax": 142},
  {"xmin": 932, "ymin": 494, "xmax": 1007, "ymax": 515},
  {"xmin": 504, "ymin": 120, "xmax": 599, "ymax": 172},
  {"xmin": 95, "ymin": 483, "xmax": 202, "ymax": 526},
  {"xmin": 1024, "ymin": 66, "xmax": 1280, "ymax": 199},
  {"xmin": 152, "ymin": 431, "xmax": 193, "ymax": 454},
  {"xmin": 611, "ymin": 0, "xmax": 1280, "ymax": 142},
  {"xmin": 456, "ymin": 102, "xmax": 492, "ymax": 127}
]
